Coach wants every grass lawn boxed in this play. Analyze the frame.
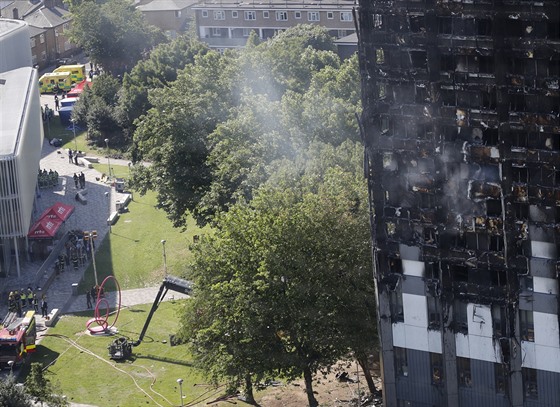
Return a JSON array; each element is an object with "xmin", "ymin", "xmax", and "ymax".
[
  {"xmin": 78, "ymin": 181, "xmax": 208, "ymax": 293},
  {"xmin": 22, "ymin": 301, "xmax": 231, "ymax": 407}
]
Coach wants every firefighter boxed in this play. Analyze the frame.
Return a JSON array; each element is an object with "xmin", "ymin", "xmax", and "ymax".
[
  {"xmin": 27, "ymin": 288, "xmax": 34, "ymax": 308},
  {"xmin": 14, "ymin": 290, "xmax": 22, "ymax": 317},
  {"xmin": 33, "ymin": 293, "xmax": 39, "ymax": 312},
  {"xmin": 20, "ymin": 289, "xmax": 27, "ymax": 310},
  {"xmin": 8, "ymin": 292, "xmax": 16, "ymax": 313}
]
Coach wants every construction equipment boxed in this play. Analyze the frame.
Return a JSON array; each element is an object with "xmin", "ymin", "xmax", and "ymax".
[
  {"xmin": 0, "ymin": 310, "xmax": 37, "ymax": 369},
  {"xmin": 108, "ymin": 275, "xmax": 193, "ymax": 360}
]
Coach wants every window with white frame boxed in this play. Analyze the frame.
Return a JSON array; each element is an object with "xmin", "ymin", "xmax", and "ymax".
[
  {"xmin": 232, "ymin": 11, "xmax": 238, "ymax": 18},
  {"xmin": 63, "ymin": 23, "xmax": 69, "ymax": 31},
  {"xmin": 41, "ymin": 51, "xmax": 46, "ymax": 60},
  {"xmin": 294, "ymin": 11, "xmax": 301, "ymax": 19},
  {"xmin": 214, "ymin": 10, "xmax": 225, "ymax": 20},
  {"xmin": 327, "ymin": 11, "xmax": 334, "ymax": 19},
  {"xmin": 211, "ymin": 27, "xmax": 222, "ymax": 36},
  {"xmin": 242, "ymin": 28, "xmax": 252, "ymax": 37},
  {"xmin": 175, "ymin": 10, "xmax": 181, "ymax": 18},
  {"xmin": 308, "ymin": 11, "xmax": 319, "ymax": 22},
  {"xmin": 276, "ymin": 11, "xmax": 288, "ymax": 21},
  {"xmin": 340, "ymin": 12, "xmax": 352, "ymax": 22},
  {"xmin": 40, "ymin": 34, "xmax": 45, "ymax": 44},
  {"xmin": 245, "ymin": 11, "xmax": 256, "ymax": 20},
  {"xmin": 31, "ymin": 37, "xmax": 36, "ymax": 48},
  {"xmin": 263, "ymin": 11, "xmax": 269, "ymax": 18},
  {"xmin": 202, "ymin": 10, "xmax": 208, "ymax": 18}
]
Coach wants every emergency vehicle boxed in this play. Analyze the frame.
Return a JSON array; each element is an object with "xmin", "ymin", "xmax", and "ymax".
[
  {"xmin": 0, "ymin": 310, "xmax": 37, "ymax": 369},
  {"xmin": 38, "ymin": 72, "xmax": 73, "ymax": 93},
  {"xmin": 53, "ymin": 64, "xmax": 86, "ymax": 83}
]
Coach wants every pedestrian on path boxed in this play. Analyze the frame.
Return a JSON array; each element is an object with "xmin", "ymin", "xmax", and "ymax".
[
  {"xmin": 73, "ymin": 173, "xmax": 79, "ymax": 188},
  {"xmin": 86, "ymin": 291, "xmax": 92, "ymax": 309},
  {"xmin": 54, "ymin": 94, "xmax": 59, "ymax": 111},
  {"xmin": 41, "ymin": 295, "xmax": 48, "ymax": 318},
  {"xmin": 68, "ymin": 149, "xmax": 73, "ymax": 164}
]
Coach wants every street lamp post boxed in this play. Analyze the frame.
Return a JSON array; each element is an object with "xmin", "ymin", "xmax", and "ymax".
[
  {"xmin": 177, "ymin": 378, "xmax": 184, "ymax": 407},
  {"xmin": 71, "ymin": 118, "xmax": 78, "ymax": 151},
  {"xmin": 105, "ymin": 191, "xmax": 112, "ymax": 234},
  {"xmin": 84, "ymin": 230, "xmax": 99, "ymax": 287},
  {"xmin": 161, "ymin": 239, "xmax": 167, "ymax": 275},
  {"xmin": 104, "ymin": 138, "xmax": 111, "ymax": 180}
]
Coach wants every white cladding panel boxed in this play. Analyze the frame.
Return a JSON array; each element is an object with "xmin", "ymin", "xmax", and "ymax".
[
  {"xmin": 535, "ymin": 344, "xmax": 560, "ymax": 373},
  {"xmin": 392, "ymin": 323, "xmax": 406, "ymax": 348},
  {"xmin": 530, "ymin": 241, "xmax": 557, "ymax": 259},
  {"xmin": 403, "ymin": 293, "xmax": 428, "ymax": 327},
  {"xmin": 404, "ymin": 324, "xmax": 429, "ymax": 351},
  {"xmin": 534, "ymin": 312, "xmax": 560, "ymax": 348},
  {"xmin": 522, "ymin": 341, "xmax": 537, "ymax": 368},
  {"xmin": 533, "ymin": 276, "xmax": 558, "ymax": 295},
  {"xmin": 402, "ymin": 259, "xmax": 424, "ymax": 277},
  {"xmin": 467, "ymin": 304, "xmax": 493, "ymax": 338},
  {"xmin": 456, "ymin": 333, "xmax": 469, "ymax": 358},
  {"xmin": 428, "ymin": 330, "xmax": 442, "ymax": 353}
]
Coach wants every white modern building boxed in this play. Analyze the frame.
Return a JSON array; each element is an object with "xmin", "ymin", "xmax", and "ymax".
[{"xmin": 0, "ymin": 19, "xmax": 44, "ymax": 278}]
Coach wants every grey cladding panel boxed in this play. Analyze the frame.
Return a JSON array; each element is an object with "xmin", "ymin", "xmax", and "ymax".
[{"xmin": 402, "ymin": 275, "xmax": 426, "ymax": 296}]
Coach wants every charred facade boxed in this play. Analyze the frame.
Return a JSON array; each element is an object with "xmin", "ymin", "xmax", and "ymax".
[{"xmin": 356, "ymin": 1, "xmax": 559, "ymax": 406}]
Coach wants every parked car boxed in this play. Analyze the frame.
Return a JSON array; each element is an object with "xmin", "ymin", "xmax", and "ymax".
[{"xmin": 56, "ymin": 58, "xmax": 78, "ymax": 67}]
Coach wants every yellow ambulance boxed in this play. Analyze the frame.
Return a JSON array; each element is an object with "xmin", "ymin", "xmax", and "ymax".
[
  {"xmin": 53, "ymin": 64, "xmax": 86, "ymax": 83},
  {"xmin": 38, "ymin": 72, "xmax": 73, "ymax": 94}
]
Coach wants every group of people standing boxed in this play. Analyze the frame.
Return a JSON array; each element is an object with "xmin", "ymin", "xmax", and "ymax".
[
  {"xmin": 68, "ymin": 149, "xmax": 84, "ymax": 166},
  {"xmin": 73, "ymin": 172, "xmax": 86, "ymax": 189},
  {"xmin": 7, "ymin": 288, "xmax": 48, "ymax": 318},
  {"xmin": 38, "ymin": 168, "xmax": 59, "ymax": 188}
]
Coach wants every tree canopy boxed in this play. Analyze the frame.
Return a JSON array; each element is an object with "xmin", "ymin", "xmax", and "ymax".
[
  {"xmin": 179, "ymin": 142, "xmax": 376, "ymax": 406},
  {"xmin": 68, "ymin": 0, "xmax": 165, "ymax": 75}
]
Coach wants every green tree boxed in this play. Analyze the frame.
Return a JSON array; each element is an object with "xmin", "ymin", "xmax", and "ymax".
[
  {"xmin": 25, "ymin": 363, "xmax": 68, "ymax": 407},
  {"xmin": 68, "ymin": 0, "xmax": 165, "ymax": 75},
  {"xmin": 0, "ymin": 374, "xmax": 32, "ymax": 407},
  {"xmin": 179, "ymin": 145, "xmax": 374, "ymax": 406},
  {"xmin": 72, "ymin": 74, "xmax": 124, "ymax": 145},
  {"xmin": 119, "ymin": 35, "xmax": 209, "ymax": 130}
]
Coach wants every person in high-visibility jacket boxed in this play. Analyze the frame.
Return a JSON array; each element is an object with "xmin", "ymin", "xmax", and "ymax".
[{"xmin": 20, "ymin": 289, "xmax": 27, "ymax": 310}]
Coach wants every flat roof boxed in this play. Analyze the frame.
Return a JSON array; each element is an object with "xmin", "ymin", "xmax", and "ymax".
[
  {"xmin": 193, "ymin": 0, "xmax": 355, "ymax": 9},
  {"xmin": 0, "ymin": 17, "xmax": 27, "ymax": 37},
  {"xmin": 137, "ymin": 0, "xmax": 197, "ymax": 12},
  {"xmin": 0, "ymin": 66, "xmax": 35, "ymax": 156}
]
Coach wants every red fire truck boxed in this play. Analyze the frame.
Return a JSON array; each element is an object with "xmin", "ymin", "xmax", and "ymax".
[{"xmin": 0, "ymin": 310, "xmax": 37, "ymax": 369}]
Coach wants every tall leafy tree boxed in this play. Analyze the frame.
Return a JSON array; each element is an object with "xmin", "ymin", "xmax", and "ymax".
[
  {"xmin": 68, "ymin": 0, "xmax": 165, "ymax": 75},
  {"xmin": 0, "ymin": 374, "xmax": 32, "ymax": 407},
  {"xmin": 179, "ymin": 143, "xmax": 375, "ymax": 406},
  {"xmin": 25, "ymin": 363, "xmax": 68, "ymax": 407}
]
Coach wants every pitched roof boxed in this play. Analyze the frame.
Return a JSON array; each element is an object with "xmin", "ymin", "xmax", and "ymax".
[
  {"xmin": 23, "ymin": 4, "xmax": 69, "ymax": 28},
  {"xmin": 137, "ymin": 0, "xmax": 197, "ymax": 12}
]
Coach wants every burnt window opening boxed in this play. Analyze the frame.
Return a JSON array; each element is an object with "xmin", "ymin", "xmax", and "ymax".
[
  {"xmin": 378, "ymin": 82, "xmax": 387, "ymax": 99},
  {"xmin": 490, "ymin": 268, "xmax": 508, "ymax": 287},
  {"xmin": 415, "ymin": 85, "xmax": 428, "ymax": 103},
  {"xmin": 482, "ymin": 129, "xmax": 500, "ymax": 146},
  {"xmin": 418, "ymin": 193, "xmax": 437, "ymax": 208},
  {"xmin": 512, "ymin": 167, "xmax": 528, "ymax": 183},
  {"xmin": 528, "ymin": 133, "xmax": 559, "ymax": 150},
  {"xmin": 490, "ymin": 235, "xmax": 504, "ymax": 252},
  {"xmin": 394, "ymin": 347, "xmax": 408, "ymax": 377},
  {"xmin": 479, "ymin": 56, "xmax": 495, "ymax": 73},
  {"xmin": 519, "ymin": 310, "xmax": 535, "ymax": 342},
  {"xmin": 410, "ymin": 50, "xmax": 427, "ymax": 70},
  {"xmin": 487, "ymin": 200, "xmax": 502, "ymax": 217},
  {"xmin": 409, "ymin": 15, "xmax": 425, "ymax": 33},
  {"xmin": 519, "ymin": 275, "xmax": 533, "ymax": 292},
  {"xmin": 389, "ymin": 258, "xmax": 403, "ymax": 274},
  {"xmin": 380, "ymin": 115, "xmax": 390, "ymax": 134},
  {"xmin": 510, "ymin": 94, "xmax": 526, "ymax": 111},
  {"xmin": 550, "ymin": 59, "xmax": 560, "ymax": 76},
  {"xmin": 466, "ymin": 232, "xmax": 489, "ymax": 251},
  {"xmin": 442, "ymin": 125, "xmax": 459, "ymax": 141},
  {"xmin": 511, "ymin": 133, "xmax": 529, "ymax": 148},
  {"xmin": 457, "ymin": 91, "xmax": 480, "ymax": 109},
  {"xmin": 427, "ymin": 295, "xmax": 441, "ymax": 329},
  {"xmin": 376, "ymin": 48, "xmax": 385, "ymax": 64},
  {"xmin": 424, "ymin": 228, "xmax": 438, "ymax": 246},
  {"xmin": 514, "ymin": 203, "xmax": 529, "ymax": 220},
  {"xmin": 492, "ymin": 305, "xmax": 507, "ymax": 337},
  {"xmin": 438, "ymin": 17, "xmax": 452, "ymax": 34},
  {"xmin": 440, "ymin": 232, "xmax": 466, "ymax": 249},
  {"xmin": 505, "ymin": 19, "xmax": 523, "ymax": 37},
  {"xmin": 454, "ymin": 299, "xmax": 469, "ymax": 333},
  {"xmin": 522, "ymin": 368, "xmax": 538, "ymax": 399},
  {"xmin": 430, "ymin": 353, "xmax": 444, "ymax": 386},
  {"xmin": 441, "ymin": 54, "xmax": 454, "ymax": 71},
  {"xmin": 511, "ymin": 58, "xmax": 525, "ymax": 75},
  {"xmin": 556, "ymin": 206, "xmax": 560, "ymax": 223},
  {"xmin": 441, "ymin": 89, "xmax": 456, "ymax": 106},
  {"xmin": 425, "ymin": 262, "xmax": 440, "ymax": 280},
  {"xmin": 530, "ymin": 167, "xmax": 555, "ymax": 186},
  {"xmin": 457, "ymin": 357, "xmax": 472, "ymax": 387},
  {"xmin": 548, "ymin": 22, "xmax": 560, "ymax": 39},
  {"xmin": 389, "ymin": 287, "xmax": 404, "ymax": 322},
  {"xmin": 477, "ymin": 19, "xmax": 492, "ymax": 36},
  {"xmin": 372, "ymin": 13, "xmax": 383, "ymax": 30},
  {"xmin": 482, "ymin": 90, "xmax": 497, "ymax": 109},
  {"xmin": 495, "ymin": 363, "xmax": 508, "ymax": 394}
]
